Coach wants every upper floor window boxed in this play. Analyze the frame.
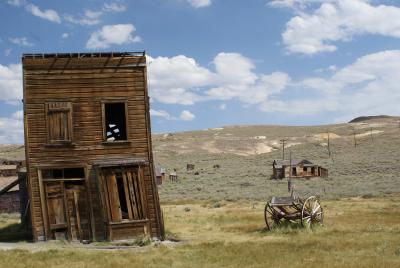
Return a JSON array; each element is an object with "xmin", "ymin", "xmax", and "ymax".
[
  {"xmin": 102, "ymin": 101, "xmax": 128, "ymax": 142},
  {"xmin": 45, "ymin": 101, "xmax": 72, "ymax": 145}
]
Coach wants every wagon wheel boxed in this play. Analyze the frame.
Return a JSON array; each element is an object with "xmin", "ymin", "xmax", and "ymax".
[
  {"xmin": 301, "ymin": 196, "xmax": 323, "ymax": 228},
  {"xmin": 264, "ymin": 203, "xmax": 281, "ymax": 230}
]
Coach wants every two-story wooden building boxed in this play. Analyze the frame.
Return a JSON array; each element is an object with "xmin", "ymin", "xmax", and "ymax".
[{"xmin": 23, "ymin": 52, "xmax": 164, "ymax": 242}]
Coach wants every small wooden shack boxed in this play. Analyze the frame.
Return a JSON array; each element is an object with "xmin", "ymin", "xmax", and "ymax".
[
  {"xmin": 272, "ymin": 159, "xmax": 328, "ymax": 180},
  {"xmin": 154, "ymin": 165, "xmax": 166, "ymax": 185},
  {"xmin": 0, "ymin": 172, "xmax": 20, "ymax": 213},
  {"xmin": 23, "ymin": 52, "xmax": 164, "ymax": 242}
]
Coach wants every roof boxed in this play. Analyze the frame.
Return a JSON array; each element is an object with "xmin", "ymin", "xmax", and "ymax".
[
  {"xmin": 22, "ymin": 51, "xmax": 145, "ymax": 59},
  {"xmin": 93, "ymin": 158, "xmax": 149, "ymax": 168},
  {"xmin": 273, "ymin": 159, "xmax": 314, "ymax": 168},
  {"xmin": 0, "ymin": 165, "xmax": 17, "ymax": 170},
  {"xmin": 0, "ymin": 176, "xmax": 19, "ymax": 192}
]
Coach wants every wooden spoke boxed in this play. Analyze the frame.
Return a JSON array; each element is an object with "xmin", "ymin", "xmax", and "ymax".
[
  {"xmin": 264, "ymin": 203, "xmax": 281, "ymax": 230},
  {"xmin": 301, "ymin": 196, "xmax": 324, "ymax": 228}
]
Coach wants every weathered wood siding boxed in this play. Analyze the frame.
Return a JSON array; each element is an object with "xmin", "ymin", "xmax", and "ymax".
[{"xmin": 23, "ymin": 55, "xmax": 163, "ymax": 241}]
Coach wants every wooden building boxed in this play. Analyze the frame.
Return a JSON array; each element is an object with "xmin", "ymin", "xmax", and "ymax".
[
  {"xmin": 272, "ymin": 159, "xmax": 328, "ymax": 180},
  {"xmin": 22, "ymin": 52, "xmax": 164, "ymax": 242},
  {"xmin": 0, "ymin": 175, "xmax": 20, "ymax": 213},
  {"xmin": 154, "ymin": 165, "xmax": 165, "ymax": 185}
]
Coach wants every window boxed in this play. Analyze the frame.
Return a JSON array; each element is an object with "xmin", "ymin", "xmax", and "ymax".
[
  {"xmin": 100, "ymin": 168, "xmax": 146, "ymax": 223},
  {"xmin": 46, "ymin": 102, "xmax": 72, "ymax": 144},
  {"xmin": 42, "ymin": 167, "xmax": 85, "ymax": 180},
  {"xmin": 102, "ymin": 102, "xmax": 128, "ymax": 142}
]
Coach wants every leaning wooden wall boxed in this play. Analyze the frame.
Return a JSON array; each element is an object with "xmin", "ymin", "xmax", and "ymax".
[{"xmin": 23, "ymin": 55, "xmax": 163, "ymax": 241}]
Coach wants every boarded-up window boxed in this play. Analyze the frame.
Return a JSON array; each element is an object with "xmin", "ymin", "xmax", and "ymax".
[
  {"xmin": 99, "ymin": 167, "xmax": 147, "ymax": 223},
  {"xmin": 46, "ymin": 102, "xmax": 72, "ymax": 144}
]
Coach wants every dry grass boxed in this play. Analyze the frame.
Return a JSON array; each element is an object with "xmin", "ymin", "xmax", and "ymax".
[
  {"xmin": 155, "ymin": 118, "xmax": 400, "ymax": 202},
  {"xmin": 0, "ymin": 196, "xmax": 399, "ymax": 267}
]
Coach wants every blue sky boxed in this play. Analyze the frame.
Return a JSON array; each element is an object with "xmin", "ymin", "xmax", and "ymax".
[{"xmin": 1, "ymin": 0, "xmax": 400, "ymax": 143}]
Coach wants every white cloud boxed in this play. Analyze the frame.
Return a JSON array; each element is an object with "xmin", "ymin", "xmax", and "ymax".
[
  {"xmin": 148, "ymin": 53, "xmax": 290, "ymax": 107},
  {"xmin": 276, "ymin": 0, "xmax": 400, "ymax": 54},
  {"xmin": 268, "ymin": 0, "xmax": 335, "ymax": 9},
  {"xmin": 150, "ymin": 109, "xmax": 172, "ymax": 120},
  {"xmin": 219, "ymin": 103, "xmax": 227, "ymax": 110},
  {"xmin": 0, "ymin": 63, "xmax": 23, "ymax": 103},
  {"xmin": 7, "ymin": 0, "xmax": 25, "ymax": 7},
  {"xmin": 180, "ymin": 110, "xmax": 196, "ymax": 121},
  {"xmin": 25, "ymin": 3, "xmax": 61, "ymax": 23},
  {"xmin": 86, "ymin": 24, "xmax": 141, "ymax": 49},
  {"xmin": 188, "ymin": 0, "xmax": 212, "ymax": 8},
  {"xmin": 260, "ymin": 50, "xmax": 400, "ymax": 121},
  {"xmin": 103, "ymin": 2, "xmax": 127, "ymax": 12},
  {"xmin": 64, "ymin": 9, "xmax": 102, "ymax": 25},
  {"xmin": 11, "ymin": 110, "xmax": 23, "ymax": 120},
  {"xmin": 9, "ymin": 37, "xmax": 33, "ymax": 47},
  {"xmin": 62, "ymin": 33, "xmax": 69, "ymax": 39},
  {"xmin": 0, "ymin": 112, "xmax": 24, "ymax": 144}
]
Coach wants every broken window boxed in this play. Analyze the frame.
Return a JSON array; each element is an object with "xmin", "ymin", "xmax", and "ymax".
[
  {"xmin": 42, "ymin": 167, "xmax": 85, "ymax": 180},
  {"xmin": 46, "ymin": 102, "xmax": 73, "ymax": 144},
  {"xmin": 103, "ymin": 102, "xmax": 127, "ymax": 142},
  {"xmin": 100, "ymin": 168, "xmax": 146, "ymax": 223}
]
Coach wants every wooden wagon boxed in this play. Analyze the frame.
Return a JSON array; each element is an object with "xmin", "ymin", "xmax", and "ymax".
[{"xmin": 264, "ymin": 195, "xmax": 323, "ymax": 230}]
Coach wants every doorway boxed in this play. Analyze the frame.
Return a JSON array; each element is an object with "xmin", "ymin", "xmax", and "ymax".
[{"xmin": 41, "ymin": 167, "xmax": 91, "ymax": 241}]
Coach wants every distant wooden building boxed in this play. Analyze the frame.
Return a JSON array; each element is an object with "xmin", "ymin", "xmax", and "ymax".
[
  {"xmin": 0, "ymin": 174, "xmax": 19, "ymax": 213},
  {"xmin": 272, "ymin": 159, "xmax": 328, "ymax": 180},
  {"xmin": 154, "ymin": 166, "xmax": 166, "ymax": 185},
  {"xmin": 23, "ymin": 52, "xmax": 164, "ymax": 242}
]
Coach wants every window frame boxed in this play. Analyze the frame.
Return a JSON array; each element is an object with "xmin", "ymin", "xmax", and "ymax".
[
  {"xmin": 98, "ymin": 166, "xmax": 148, "ymax": 224},
  {"xmin": 101, "ymin": 99, "xmax": 129, "ymax": 144},
  {"xmin": 45, "ymin": 101, "xmax": 73, "ymax": 146}
]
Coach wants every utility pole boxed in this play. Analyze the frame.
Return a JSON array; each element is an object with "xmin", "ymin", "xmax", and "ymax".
[
  {"xmin": 280, "ymin": 138, "xmax": 287, "ymax": 160},
  {"xmin": 288, "ymin": 151, "xmax": 292, "ymax": 193},
  {"xmin": 370, "ymin": 127, "xmax": 374, "ymax": 142},
  {"xmin": 353, "ymin": 128, "xmax": 357, "ymax": 148},
  {"xmin": 327, "ymin": 132, "xmax": 331, "ymax": 156}
]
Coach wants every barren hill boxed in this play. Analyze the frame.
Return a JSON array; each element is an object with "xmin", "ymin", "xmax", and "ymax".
[{"xmin": 154, "ymin": 117, "xmax": 400, "ymax": 202}]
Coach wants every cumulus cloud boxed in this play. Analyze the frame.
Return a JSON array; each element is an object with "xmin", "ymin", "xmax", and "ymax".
[
  {"xmin": 64, "ymin": 9, "xmax": 102, "ymax": 25},
  {"xmin": 150, "ymin": 109, "xmax": 172, "ymax": 120},
  {"xmin": 7, "ymin": 0, "xmax": 25, "ymax": 7},
  {"xmin": 86, "ymin": 24, "xmax": 141, "ymax": 49},
  {"xmin": 180, "ymin": 110, "xmax": 196, "ymax": 121},
  {"xmin": 261, "ymin": 50, "xmax": 400, "ymax": 121},
  {"xmin": 0, "ymin": 63, "xmax": 23, "ymax": 103},
  {"xmin": 188, "ymin": 0, "xmax": 212, "ymax": 8},
  {"xmin": 25, "ymin": 3, "xmax": 61, "ymax": 23},
  {"xmin": 147, "ymin": 53, "xmax": 290, "ymax": 107},
  {"xmin": 9, "ymin": 37, "xmax": 33, "ymax": 47},
  {"xmin": 0, "ymin": 111, "xmax": 24, "ymax": 144},
  {"xmin": 65, "ymin": 2, "xmax": 126, "ymax": 26},
  {"xmin": 103, "ymin": 2, "xmax": 127, "ymax": 12},
  {"xmin": 273, "ymin": 0, "xmax": 400, "ymax": 54}
]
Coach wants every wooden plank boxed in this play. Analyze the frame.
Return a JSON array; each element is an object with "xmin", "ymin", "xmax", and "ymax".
[
  {"xmin": 98, "ymin": 171, "xmax": 111, "ymax": 222},
  {"xmin": 138, "ymin": 167, "xmax": 149, "ymax": 219},
  {"xmin": 61, "ymin": 181, "xmax": 72, "ymax": 241},
  {"xmin": 127, "ymin": 171, "xmax": 139, "ymax": 220},
  {"xmin": 73, "ymin": 191, "xmax": 83, "ymax": 241},
  {"xmin": 132, "ymin": 170, "xmax": 143, "ymax": 219},
  {"xmin": 106, "ymin": 173, "xmax": 122, "ymax": 222},
  {"xmin": 37, "ymin": 170, "xmax": 50, "ymax": 240},
  {"xmin": 122, "ymin": 170, "xmax": 133, "ymax": 220}
]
